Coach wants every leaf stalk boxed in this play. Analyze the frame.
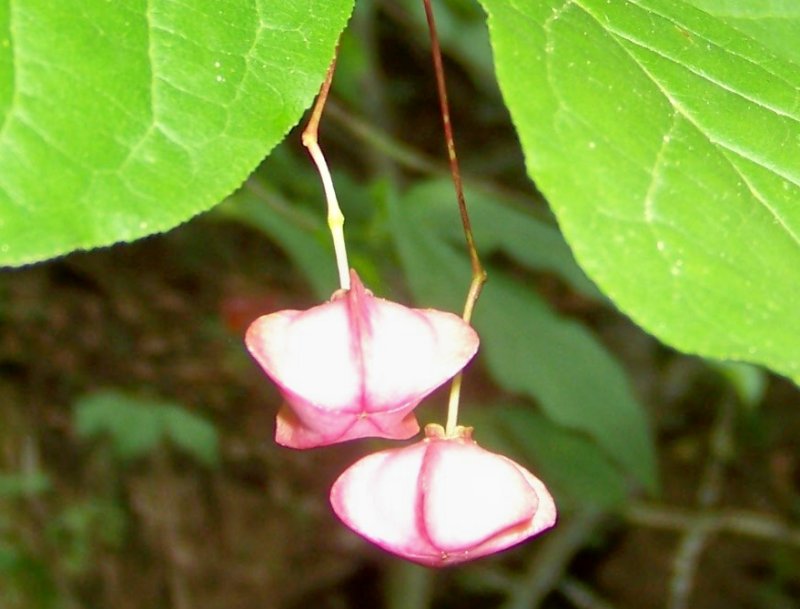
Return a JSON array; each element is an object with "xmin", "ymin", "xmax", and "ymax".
[
  {"xmin": 302, "ymin": 52, "xmax": 351, "ymax": 290},
  {"xmin": 422, "ymin": 0, "xmax": 487, "ymax": 436}
]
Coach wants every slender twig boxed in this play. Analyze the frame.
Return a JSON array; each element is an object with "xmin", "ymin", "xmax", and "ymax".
[
  {"xmin": 327, "ymin": 100, "xmax": 442, "ymax": 175},
  {"xmin": 326, "ymin": 99, "xmax": 555, "ymax": 225},
  {"xmin": 302, "ymin": 51, "xmax": 351, "ymax": 290},
  {"xmin": 668, "ymin": 396, "xmax": 733, "ymax": 609},
  {"xmin": 243, "ymin": 178, "xmax": 321, "ymax": 232},
  {"xmin": 625, "ymin": 503, "xmax": 800, "ymax": 548},
  {"xmin": 559, "ymin": 577, "xmax": 620, "ymax": 609},
  {"xmin": 463, "ymin": 511, "xmax": 607, "ymax": 608},
  {"xmin": 668, "ymin": 515, "xmax": 714, "ymax": 609},
  {"xmin": 422, "ymin": 0, "xmax": 487, "ymax": 436},
  {"xmin": 352, "ymin": 1, "xmax": 399, "ymax": 184},
  {"xmin": 502, "ymin": 508, "xmax": 607, "ymax": 609}
]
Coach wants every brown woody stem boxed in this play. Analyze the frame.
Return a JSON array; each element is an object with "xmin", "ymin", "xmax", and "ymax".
[{"xmin": 422, "ymin": 0, "xmax": 487, "ymax": 436}]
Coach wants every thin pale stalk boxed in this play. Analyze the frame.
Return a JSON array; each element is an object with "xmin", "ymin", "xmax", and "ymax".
[
  {"xmin": 422, "ymin": 0, "xmax": 487, "ymax": 435},
  {"xmin": 302, "ymin": 52, "xmax": 350, "ymax": 290}
]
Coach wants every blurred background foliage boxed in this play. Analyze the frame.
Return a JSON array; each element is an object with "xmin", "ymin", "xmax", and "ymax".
[{"xmin": 1, "ymin": 1, "xmax": 799, "ymax": 608}]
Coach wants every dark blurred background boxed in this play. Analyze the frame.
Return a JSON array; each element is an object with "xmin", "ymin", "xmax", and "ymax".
[{"xmin": 1, "ymin": 1, "xmax": 799, "ymax": 608}]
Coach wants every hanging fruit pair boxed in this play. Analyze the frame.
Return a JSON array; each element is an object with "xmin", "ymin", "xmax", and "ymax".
[
  {"xmin": 245, "ymin": 0, "xmax": 556, "ymax": 567},
  {"xmin": 246, "ymin": 272, "xmax": 556, "ymax": 566}
]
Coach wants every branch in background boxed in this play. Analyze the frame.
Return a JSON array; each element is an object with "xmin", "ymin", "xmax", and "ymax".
[
  {"xmin": 501, "ymin": 508, "xmax": 607, "ymax": 609},
  {"xmin": 667, "ymin": 395, "xmax": 734, "ymax": 609},
  {"xmin": 243, "ymin": 179, "xmax": 321, "ymax": 233},
  {"xmin": 351, "ymin": 1, "xmax": 400, "ymax": 184},
  {"xmin": 325, "ymin": 100, "xmax": 553, "ymax": 221},
  {"xmin": 626, "ymin": 503, "xmax": 800, "ymax": 548},
  {"xmin": 459, "ymin": 509, "xmax": 606, "ymax": 609},
  {"xmin": 327, "ymin": 100, "xmax": 441, "ymax": 175},
  {"xmin": 559, "ymin": 576, "xmax": 620, "ymax": 609}
]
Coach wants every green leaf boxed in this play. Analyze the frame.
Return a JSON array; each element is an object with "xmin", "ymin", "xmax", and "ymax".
[
  {"xmin": 0, "ymin": 547, "xmax": 58, "ymax": 609},
  {"xmin": 403, "ymin": 179, "xmax": 601, "ymax": 298},
  {"xmin": 710, "ymin": 360, "xmax": 767, "ymax": 408},
  {"xmin": 162, "ymin": 405, "xmax": 220, "ymax": 467},
  {"xmin": 480, "ymin": 275, "xmax": 657, "ymax": 492},
  {"xmin": 217, "ymin": 185, "xmax": 334, "ymax": 300},
  {"xmin": 48, "ymin": 501, "xmax": 127, "ymax": 576},
  {"xmin": 388, "ymin": 184, "xmax": 658, "ymax": 492},
  {"xmin": 0, "ymin": 0, "xmax": 354, "ymax": 266},
  {"xmin": 480, "ymin": 0, "xmax": 800, "ymax": 383},
  {"xmin": 470, "ymin": 406, "xmax": 630, "ymax": 509},
  {"xmin": 73, "ymin": 390, "xmax": 219, "ymax": 465},
  {"xmin": 0, "ymin": 472, "xmax": 50, "ymax": 498},
  {"xmin": 75, "ymin": 391, "xmax": 165, "ymax": 460}
]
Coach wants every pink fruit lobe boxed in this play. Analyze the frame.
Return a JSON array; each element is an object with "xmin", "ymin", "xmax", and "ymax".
[
  {"xmin": 330, "ymin": 424, "xmax": 557, "ymax": 566},
  {"xmin": 245, "ymin": 271, "xmax": 480, "ymax": 449}
]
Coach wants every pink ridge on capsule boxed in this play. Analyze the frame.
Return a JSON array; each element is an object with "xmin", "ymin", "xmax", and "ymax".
[
  {"xmin": 330, "ymin": 424, "xmax": 557, "ymax": 566},
  {"xmin": 245, "ymin": 271, "xmax": 480, "ymax": 449}
]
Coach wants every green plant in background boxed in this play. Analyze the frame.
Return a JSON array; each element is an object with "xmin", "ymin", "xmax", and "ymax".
[
  {"xmin": 46, "ymin": 500, "xmax": 127, "ymax": 577},
  {"xmin": 0, "ymin": 544, "xmax": 59, "ymax": 609},
  {"xmin": 0, "ymin": 472, "xmax": 50, "ymax": 498},
  {"xmin": 74, "ymin": 391, "xmax": 220, "ymax": 466},
  {"xmin": 0, "ymin": 472, "xmax": 58, "ymax": 609},
  {"xmin": 0, "ymin": 393, "xmax": 219, "ymax": 608}
]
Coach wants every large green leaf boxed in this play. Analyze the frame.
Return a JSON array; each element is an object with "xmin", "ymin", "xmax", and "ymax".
[
  {"xmin": 0, "ymin": 0, "xmax": 353, "ymax": 266},
  {"xmin": 480, "ymin": 0, "xmax": 800, "ymax": 383}
]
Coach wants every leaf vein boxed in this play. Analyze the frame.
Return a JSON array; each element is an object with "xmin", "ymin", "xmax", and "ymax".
[
  {"xmin": 0, "ymin": 0, "xmax": 18, "ymax": 142},
  {"xmin": 624, "ymin": 0, "xmax": 800, "ymax": 92},
  {"xmin": 611, "ymin": 28, "xmax": 800, "ymax": 124},
  {"xmin": 720, "ymin": 148, "xmax": 800, "ymax": 247},
  {"xmin": 571, "ymin": 0, "xmax": 800, "ymax": 247}
]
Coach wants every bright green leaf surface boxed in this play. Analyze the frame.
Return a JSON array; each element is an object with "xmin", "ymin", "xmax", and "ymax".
[
  {"xmin": 389, "ymin": 183, "xmax": 658, "ymax": 492},
  {"xmin": 0, "ymin": 0, "xmax": 354, "ymax": 266},
  {"xmin": 686, "ymin": 1, "xmax": 800, "ymax": 63},
  {"xmin": 480, "ymin": 0, "xmax": 800, "ymax": 383}
]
